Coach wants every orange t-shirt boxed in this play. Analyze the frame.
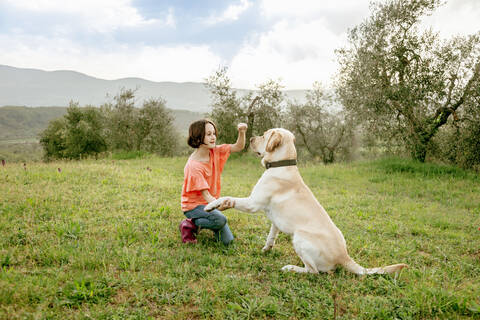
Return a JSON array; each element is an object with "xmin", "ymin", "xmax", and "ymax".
[{"xmin": 181, "ymin": 144, "xmax": 231, "ymax": 212}]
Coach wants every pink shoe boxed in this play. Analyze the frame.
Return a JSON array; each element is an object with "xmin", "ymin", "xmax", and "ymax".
[{"xmin": 179, "ymin": 219, "xmax": 198, "ymax": 244}]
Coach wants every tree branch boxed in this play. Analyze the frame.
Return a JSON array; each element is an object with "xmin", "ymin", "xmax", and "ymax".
[{"xmin": 295, "ymin": 122, "xmax": 318, "ymax": 157}]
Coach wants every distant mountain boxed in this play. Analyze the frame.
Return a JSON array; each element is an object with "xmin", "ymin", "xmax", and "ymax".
[{"xmin": 0, "ymin": 65, "xmax": 308, "ymax": 112}]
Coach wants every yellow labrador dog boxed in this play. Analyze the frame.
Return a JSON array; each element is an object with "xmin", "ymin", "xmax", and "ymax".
[{"xmin": 205, "ymin": 128, "xmax": 407, "ymax": 275}]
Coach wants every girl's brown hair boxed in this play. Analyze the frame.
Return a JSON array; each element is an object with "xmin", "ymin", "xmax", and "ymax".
[{"xmin": 187, "ymin": 119, "xmax": 218, "ymax": 148}]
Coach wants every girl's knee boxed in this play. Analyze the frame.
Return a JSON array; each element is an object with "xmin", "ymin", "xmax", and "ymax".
[
  {"xmin": 212, "ymin": 211, "xmax": 227, "ymax": 228},
  {"xmin": 217, "ymin": 215, "xmax": 227, "ymax": 228}
]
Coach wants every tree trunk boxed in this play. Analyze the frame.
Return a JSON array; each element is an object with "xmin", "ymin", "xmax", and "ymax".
[
  {"xmin": 322, "ymin": 148, "xmax": 335, "ymax": 164},
  {"xmin": 410, "ymin": 129, "xmax": 431, "ymax": 162},
  {"xmin": 411, "ymin": 142, "xmax": 427, "ymax": 162},
  {"xmin": 245, "ymin": 96, "xmax": 260, "ymax": 150}
]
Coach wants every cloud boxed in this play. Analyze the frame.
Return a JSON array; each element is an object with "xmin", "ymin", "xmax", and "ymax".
[
  {"xmin": 226, "ymin": 0, "xmax": 371, "ymax": 89},
  {"xmin": 229, "ymin": 19, "xmax": 346, "ymax": 89},
  {"xmin": 206, "ymin": 0, "xmax": 252, "ymax": 25},
  {"xmin": 261, "ymin": 0, "xmax": 366, "ymax": 18},
  {"xmin": 422, "ymin": 0, "xmax": 480, "ymax": 38},
  {"xmin": 0, "ymin": 34, "xmax": 222, "ymax": 82},
  {"xmin": 260, "ymin": 0, "xmax": 370, "ymax": 33},
  {"xmin": 3, "ymin": 0, "xmax": 167, "ymax": 33}
]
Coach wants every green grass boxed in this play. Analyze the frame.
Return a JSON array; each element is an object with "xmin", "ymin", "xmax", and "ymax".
[{"xmin": 1, "ymin": 156, "xmax": 479, "ymax": 319}]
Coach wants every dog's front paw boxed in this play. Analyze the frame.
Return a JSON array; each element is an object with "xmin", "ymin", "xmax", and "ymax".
[{"xmin": 205, "ymin": 199, "xmax": 222, "ymax": 212}]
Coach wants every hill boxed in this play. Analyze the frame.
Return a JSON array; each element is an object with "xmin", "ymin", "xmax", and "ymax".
[
  {"xmin": 0, "ymin": 65, "xmax": 307, "ymax": 112},
  {"xmin": 0, "ymin": 106, "xmax": 203, "ymax": 141}
]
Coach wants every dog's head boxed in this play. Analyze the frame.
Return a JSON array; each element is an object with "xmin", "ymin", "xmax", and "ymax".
[{"xmin": 250, "ymin": 128, "xmax": 296, "ymax": 167}]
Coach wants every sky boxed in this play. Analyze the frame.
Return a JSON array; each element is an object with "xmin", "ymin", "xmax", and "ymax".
[{"xmin": 1, "ymin": 0, "xmax": 479, "ymax": 90}]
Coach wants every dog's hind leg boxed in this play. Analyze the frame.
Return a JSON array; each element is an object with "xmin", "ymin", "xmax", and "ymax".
[
  {"xmin": 262, "ymin": 223, "xmax": 279, "ymax": 252},
  {"xmin": 281, "ymin": 231, "xmax": 320, "ymax": 274}
]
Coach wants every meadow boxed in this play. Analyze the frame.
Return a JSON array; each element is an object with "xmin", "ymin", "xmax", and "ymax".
[{"xmin": 1, "ymin": 155, "xmax": 479, "ymax": 319}]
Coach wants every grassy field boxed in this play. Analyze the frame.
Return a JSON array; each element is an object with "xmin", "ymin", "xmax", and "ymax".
[{"xmin": 1, "ymin": 155, "xmax": 479, "ymax": 319}]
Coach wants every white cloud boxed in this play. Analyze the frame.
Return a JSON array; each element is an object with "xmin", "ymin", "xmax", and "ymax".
[
  {"xmin": 229, "ymin": 19, "xmax": 346, "ymax": 89},
  {"xmin": 225, "ymin": 0, "xmax": 372, "ymax": 89},
  {"xmin": 206, "ymin": 0, "xmax": 252, "ymax": 25},
  {"xmin": 260, "ymin": 0, "xmax": 370, "ymax": 28},
  {"xmin": 422, "ymin": 0, "xmax": 480, "ymax": 38},
  {"xmin": 227, "ymin": 0, "xmax": 370, "ymax": 89},
  {"xmin": 4, "ymin": 0, "xmax": 165, "ymax": 33},
  {"xmin": 0, "ymin": 34, "xmax": 222, "ymax": 83},
  {"xmin": 165, "ymin": 7, "xmax": 176, "ymax": 28},
  {"xmin": 261, "ymin": 0, "xmax": 367, "ymax": 18}
]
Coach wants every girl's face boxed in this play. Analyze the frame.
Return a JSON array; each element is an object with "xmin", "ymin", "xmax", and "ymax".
[{"xmin": 202, "ymin": 123, "xmax": 216, "ymax": 149}]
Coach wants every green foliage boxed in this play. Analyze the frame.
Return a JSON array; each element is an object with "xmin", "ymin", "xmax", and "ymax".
[
  {"xmin": 457, "ymin": 120, "xmax": 480, "ymax": 170},
  {"xmin": 40, "ymin": 103, "xmax": 106, "ymax": 160},
  {"xmin": 286, "ymin": 82, "xmax": 354, "ymax": 164},
  {"xmin": 39, "ymin": 118, "xmax": 67, "ymax": 159},
  {"xmin": 137, "ymin": 98, "xmax": 178, "ymax": 156},
  {"xmin": 101, "ymin": 89, "xmax": 138, "ymax": 152},
  {"xmin": 205, "ymin": 67, "xmax": 246, "ymax": 144},
  {"xmin": 249, "ymin": 79, "xmax": 284, "ymax": 136},
  {"xmin": 1, "ymin": 156, "xmax": 479, "ymax": 318},
  {"xmin": 38, "ymin": 90, "xmax": 180, "ymax": 160},
  {"xmin": 101, "ymin": 89, "xmax": 180, "ymax": 156},
  {"xmin": 336, "ymin": 0, "xmax": 480, "ymax": 162},
  {"xmin": 63, "ymin": 103, "xmax": 107, "ymax": 159},
  {"xmin": 0, "ymin": 106, "xmax": 202, "ymax": 162},
  {"xmin": 206, "ymin": 67, "xmax": 284, "ymax": 146},
  {"xmin": 431, "ymin": 101, "xmax": 480, "ymax": 171}
]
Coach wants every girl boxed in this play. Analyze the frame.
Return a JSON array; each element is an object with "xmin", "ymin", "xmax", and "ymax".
[{"xmin": 180, "ymin": 119, "xmax": 247, "ymax": 245}]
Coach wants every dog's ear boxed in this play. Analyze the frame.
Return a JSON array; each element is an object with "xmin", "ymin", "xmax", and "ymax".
[{"xmin": 266, "ymin": 130, "xmax": 282, "ymax": 152}]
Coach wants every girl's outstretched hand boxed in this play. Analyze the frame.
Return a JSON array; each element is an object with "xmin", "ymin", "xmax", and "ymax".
[{"xmin": 237, "ymin": 123, "xmax": 247, "ymax": 132}]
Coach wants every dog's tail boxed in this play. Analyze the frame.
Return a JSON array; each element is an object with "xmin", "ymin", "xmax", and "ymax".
[{"xmin": 342, "ymin": 256, "xmax": 407, "ymax": 275}]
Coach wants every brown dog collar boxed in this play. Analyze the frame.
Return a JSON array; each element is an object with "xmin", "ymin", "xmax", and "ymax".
[{"xmin": 265, "ymin": 159, "xmax": 297, "ymax": 169}]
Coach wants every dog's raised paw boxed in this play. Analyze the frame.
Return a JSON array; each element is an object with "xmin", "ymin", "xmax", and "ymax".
[{"xmin": 205, "ymin": 200, "xmax": 220, "ymax": 212}]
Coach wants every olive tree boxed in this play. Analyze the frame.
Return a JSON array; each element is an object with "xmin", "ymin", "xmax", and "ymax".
[
  {"xmin": 206, "ymin": 67, "xmax": 284, "ymax": 147},
  {"xmin": 336, "ymin": 0, "xmax": 480, "ymax": 162},
  {"xmin": 101, "ymin": 89, "xmax": 138, "ymax": 152},
  {"xmin": 137, "ymin": 98, "xmax": 179, "ymax": 156},
  {"xmin": 286, "ymin": 83, "xmax": 353, "ymax": 164},
  {"xmin": 205, "ymin": 67, "xmax": 244, "ymax": 144},
  {"xmin": 40, "ymin": 90, "xmax": 179, "ymax": 159},
  {"xmin": 101, "ymin": 89, "xmax": 179, "ymax": 155},
  {"xmin": 40, "ymin": 102, "xmax": 106, "ymax": 160}
]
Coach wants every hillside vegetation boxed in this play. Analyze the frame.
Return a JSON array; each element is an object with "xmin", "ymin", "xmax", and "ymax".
[
  {"xmin": 0, "ymin": 106, "xmax": 204, "ymax": 162},
  {"xmin": 1, "ymin": 156, "xmax": 479, "ymax": 319},
  {"xmin": 0, "ymin": 106, "xmax": 203, "ymax": 141},
  {"xmin": 0, "ymin": 106, "xmax": 68, "ymax": 141}
]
